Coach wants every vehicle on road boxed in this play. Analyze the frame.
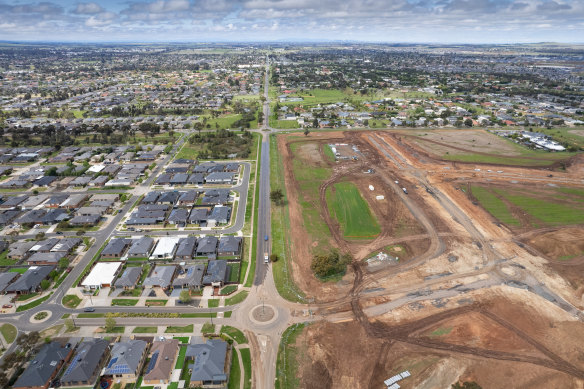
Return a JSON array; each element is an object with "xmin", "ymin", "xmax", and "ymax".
[
  {"xmin": 402, "ymin": 187, "xmax": 408, "ymax": 194},
  {"xmin": 264, "ymin": 252, "xmax": 269, "ymax": 263},
  {"xmin": 264, "ymin": 235, "xmax": 269, "ymax": 241},
  {"xmin": 83, "ymin": 307, "xmax": 95, "ymax": 312}
]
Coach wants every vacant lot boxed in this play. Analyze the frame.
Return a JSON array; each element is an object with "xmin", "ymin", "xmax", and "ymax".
[{"xmin": 326, "ymin": 181, "xmax": 380, "ymax": 239}]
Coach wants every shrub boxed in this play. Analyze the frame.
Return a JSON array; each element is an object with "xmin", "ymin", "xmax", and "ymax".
[{"xmin": 311, "ymin": 250, "xmax": 352, "ymax": 279}]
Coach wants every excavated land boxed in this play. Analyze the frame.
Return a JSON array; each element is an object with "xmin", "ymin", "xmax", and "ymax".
[{"xmin": 278, "ymin": 129, "xmax": 584, "ymax": 387}]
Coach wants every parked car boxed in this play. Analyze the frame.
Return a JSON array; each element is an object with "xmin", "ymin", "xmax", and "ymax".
[
  {"xmin": 2, "ymin": 304, "xmax": 13, "ymax": 309},
  {"xmin": 83, "ymin": 307, "xmax": 95, "ymax": 312}
]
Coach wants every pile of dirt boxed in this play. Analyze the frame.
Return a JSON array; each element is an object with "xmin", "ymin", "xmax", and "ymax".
[{"xmin": 525, "ymin": 227, "xmax": 584, "ymax": 260}]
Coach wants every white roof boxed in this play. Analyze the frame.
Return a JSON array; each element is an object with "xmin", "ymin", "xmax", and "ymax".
[
  {"xmin": 81, "ymin": 262, "xmax": 122, "ymax": 287},
  {"xmin": 151, "ymin": 237, "xmax": 180, "ymax": 256},
  {"xmin": 87, "ymin": 165, "xmax": 105, "ymax": 173}
]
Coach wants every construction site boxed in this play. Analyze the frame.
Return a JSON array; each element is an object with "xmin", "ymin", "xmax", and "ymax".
[{"xmin": 274, "ymin": 129, "xmax": 584, "ymax": 388}]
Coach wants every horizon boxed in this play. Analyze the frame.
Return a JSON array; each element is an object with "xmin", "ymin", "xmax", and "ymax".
[{"xmin": 0, "ymin": 0, "xmax": 582, "ymax": 43}]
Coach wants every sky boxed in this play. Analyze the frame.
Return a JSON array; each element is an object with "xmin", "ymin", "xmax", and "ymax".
[{"xmin": 0, "ymin": 0, "xmax": 582, "ymax": 43}]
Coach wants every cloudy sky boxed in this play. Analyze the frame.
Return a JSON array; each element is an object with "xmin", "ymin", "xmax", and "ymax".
[{"xmin": 0, "ymin": 0, "xmax": 582, "ymax": 43}]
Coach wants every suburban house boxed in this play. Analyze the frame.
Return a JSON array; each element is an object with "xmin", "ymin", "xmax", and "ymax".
[
  {"xmin": 189, "ymin": 208, "xmax": 209, "ymax": 225},
  {"xmin": 143, "ymin": 265, "xmax": 177, "ymax": 289},
  {"xmin": 172, "ymin": 264, "xmax": 205, "ymax": 290},
  {"xmin": 142, "ymin": 339, "xmax": 180, "ymax": 386},
  {"xmin": 80, "ymin": 262, "xmax": 122, "ymax": 290},
  {"xmin": 101, "ymin": 238, "xmax": 132, "ymax": 258},
  {"xmin": 7, "ymin": 241, "xmax": 36, "ymax": 260},
  {"xmin": 12, "ymin": 341, "xmax": 74, "ymax": 389},
  {"xmin": 127, "ymin": 237, "xmax": 154, "ymax": 258},
  {"xmin": 5, "ymin": 265, "xmax": 55, "ymax": 294},
  {"xmin": 178, "ymin": 190, "xmax": 198, "ymax": 206},
  {"xmin": 0, "ymin": 272, "xmax": 19, "ymax": 294},
  {"xmin": 168, "ymin": 208, "xmax": 189, "ymax": 226},
  {"xmin": 69, "ymin": 214, "xmax": 101, "ymax": 227},
  {"xmin": 196, "ymin": 236, "xmax": 218, "ymax": 257},
  {"xmin": 114, "ymin": 267, "xmax": 142, "ymax": 290},
  {"xmin": 185, "ymin": 339, "xmax": 230, "ymax": 388},
  {"xmin": 175, "ymin": 237, "xmax": 196, "ymax": 260},
  {"xmin": 207, "ymin": 206, "xmax": 231, "ymax": 226},
  {"xmin": 205, "ymin": 172, "xmax": 235, "ymax": 185},
  {"xmin": 102, "ymin": 340, "xmax": 148, "ymax": 382},
  {"xmin": 27, "ymin": 252, "xmax": 65, "ymax": 266},
  {"xmin": 218, "ymin": 236, "xmax": 242, "ymax": 257},
  {"xmin": 60, "ymin": 339, "xmax": 109, "ymax": 388},
  {"xmin": 202, "ymin": 260, "xmax": 228, "ymax": 286},
  {"xmin": 150, "ymin": 237, "xmax": 180, "ymax": 260}
]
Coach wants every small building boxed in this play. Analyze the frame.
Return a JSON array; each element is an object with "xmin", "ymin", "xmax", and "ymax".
[
  {"xmin": 12, "ymin": 341, "xmax": 74, "ymax": 389},
  {"xmin": 50, "ymin": 238, "xmax": 82, "ymax": 253},
  {"xmin": 218, "ymin": 236, "xmax": 242, "ymax": 257},
  {"xmin": 7, "ymin": 241, "xmax": 36, "ymax": 260},
  {"xmin": 150, "ymin": 237, "xmax": 180, "ymax": 260},
  {"xmin": 0, "ymin": 272, "xmax": 19, "ymax": 293},
  {"xmin": 196, "ymin": 236, "xmax": 218, "ymax": 257},
  {"xmin": 202, "ymin": 260, "xmax": 228, "ymax": 286},
  {"xmin": 143, "ymin": 339, "xmax": 180, "ymax": 386},
  {"xmin": 103, "ymin": 340, "xmax": 148, "ymax": 382},
  {"xmin": 60, "ymin": 339, "xmax": 109, "ymax": 388},
  {"xmin": 186, "ymin": 338, "xmax": 230, "ymax": 388},
  {"xmin": 175, "ymin": 237, "xmax": 196, "ymax": 261},
  {"xmin": 127, "ymin": 237, "xmax": 154, "ymax": 258},
  {"xmin": 178, "ymin": 190, "xmax": 198, "ymax": 206},
  {"xmin": 143, "ymin": 265, "xmax": 177, "ymax": 289},
  {"xmin": 5, "ymin": 265, "xmax": 55, "ymax": 294},
  {"xmin": 76, "ymin": 206, "xmax": 107, "ymax": 217},
  {"xmin": 69, "ymin": 214, "xmax": 101, "ymax": 227},
  {"xmin": 27, "ymin": 252, "xmax": 65, "ymax": 266},
  {"xmin": 208, "ymin": 206, "xmax": 231, "ymax": 226},
  {"xmin": 114, "ymin": 267, "xmax": 142, "ymax": 290},
  {"xmin": 173, "ymin": 264, "xmax": 205, "ymax": 290},
  {"xmin": 81, "ymin": 262, "xmax": 122, "ymax": 290},
  {"xmin": 168, "ymin": 208, "xmax": 189, "ymax": 226},
  {"xmin": 205, "ymin": 172, "xmax": 235, "ymax": 185},
  {"xmin": 101, "ymin": 238, "xmax": 132, "ymax": 258},
  {"xmin": 189, "ymin": 208, "xmax": 209, "ymax": 225}
]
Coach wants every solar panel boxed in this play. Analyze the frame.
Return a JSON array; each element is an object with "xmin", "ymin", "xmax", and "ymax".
[
  {"xmin": 107, "ymin": 357, "xmax": 119, "ymax": 369},
  {"xmin": 146, "ymin": 351, "xmax": 159, "ymax": 374}
]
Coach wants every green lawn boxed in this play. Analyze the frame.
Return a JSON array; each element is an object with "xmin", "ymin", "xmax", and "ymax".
[
  {"xmin": 227, "ymin": 262, "xmax": 240, "ymax": 283},
  {"xmin": 220, "ymin": 325, "xmax": 248, "ymax": 344},
  {"xmin": 16, "ymin": 292, "xmax": 39, "ymax": 301},
  {"xmin": 178, "ymin": 312, "xmax": 217, "ymax": 318},
  {"xmin": 228, "ymin": 348, "xmax": 241, "ymax": 389},
  {"xmin": 62, "ymin": 295, "xmax": 82, "ymax": 308},
  {"xmin": 165, "ymin": 324, "xmax": 193, "ymax": 333},
  {"xmin": 175, "ymin": 345, "xmax": 187, "ymax": 369},
  {"xmin": 145, "ymin": 299, "xmax": 167, "ymax": 306},
  {"xmin": 220, "ymin": 285, "xmax": 238, "ymax": 295},
  {"xmin": 16, "ymin": 293, "xmax": 52, "ymax": 312},
  {"xmin": 240, "ymin": 348, "xmax": 252, "ymax": 389},
  {"xmin": 225, "ymin": 291, "xmax": 248, "ymax": 306},
  {"xmin": 9, "ymin": 267, "xmax": 28, "ymax": 274},
  {"xmin": 77, "ymin": 313, "xmax": 105, "ymax": 318},
  {"xmin": 132, "ymin": 326, "xmax": 157, "ymax": 333},
  {"xmin": 0, "ymin": 323, "xmax": 17, "ymax": 343},
  {"xmin": 269, "ymin": 135, "xmax": 306, "ymax": 302},
  {"xmin": 274, "ymin": 120, "xmax": 300, "ymax": 129},
  {"xmin": 505, "ymin": 190, "xmax": 584, "ymax": 226},
  {"xmin": 201, "ymin": 322, "xmax": 215, "ymax": 334},
  {"xmin": 470, "ymin": 186, "xmax": 519, "ymax": 226},
  {"xmin": 326, "ymin": 181, "xmax": 381, "ymax": 239},
  {"xmin": 275, "ymin": 323, "xmax": 306, "ymax": 389},
  {"xmin": 208, "ymin": 299, "xmax": 219, "ymax": 308},
  {"xmin": 104, "ymin": 326, "xmax": 125, "ymax": 333},
  {"xmin": 111, "ymin": 299, "xmax": 139, "ymax": 306},
  {"xmin": 0, "ymin": 250, "xmax": 15, "ymax": 266},
  {"xmin": 174, "ymin": 336, "xmax": 190, "ymax": 344}
]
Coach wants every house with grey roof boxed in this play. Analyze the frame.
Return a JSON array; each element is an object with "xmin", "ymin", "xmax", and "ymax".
[
  {"xmin": 69, "ymin": 214, "xmax": 101, "ymax": 227},
  {"xmin": 50, "ymin": 238, "xmax": 82, "ymax": 253},
  {"xmin": 188, "ymin": 173, "xmax": 205, "ymax": 185},
  {"xmin": 208, "ymin": 206, "xmax": 231, "ymax": 225},
  {"xmin": 5, "ymin": 265, "xmax": 55, "ymax": 294},
  {"xmin": 196, "ymin": 236, "xmax": 218, "ymax": 257},
  {"xmin": 127, "ymin": 237, "xmax": 154, "ymax": 258},
  {"xmin": 101, "ymin": 238, "xmax": 131, "ymax": 258},
  {"xmin": 205, "ymin": 172, "xmax": 235, "ymax": 185},
  {"xmin": 178, "ymin": 190, "xmax": 198, "ymax": 206},
  {"xmin": 168, "ymin": 208, "xmax": 189, "ymax": 226},
  {"xmin": 143, "ymin": 265, "xmax": 177, "ymax": 289},
  {"xmin": 186, "ymin": 339, "xmax": 230, "ymax": 388},
  {"xmin": 189, "ymin": 208, "xmax": 209, "ymax": 225},
  {"xmin": 114, "ymin": 267, "xmax": 142, "ymax": 290},
  {"xmin": 103, "ymin": 340, "xmax": 148, "ymax": 382},
  {"xmin": 202, "ymin": 260, "xmax": 228, "ymax": 286},
  {"xmin": 12, "ymin": 341, "xmax": 74, "ymax": 389},
  {"xmin": 0, "ymin": 272, "xmax": 19, "ymax": 293},
  {"xmin": 173, "ymin": 264, "xmax": 205, "ymax": 290},
  {"xmin": 60, "ymin": 338, "xmax": 109, "ymax": 388},
  {"xmin": 218, "ymin": 236, "xmax": 242, "ymax": 257},
  {"xmin": 175, "ymin": 237, "xmax": 196, "ymax": 260},
  {"xmin": 27, "ymin": 251, "xmax": 65, "ymax": 266},
  {"xmin": 7, "ymin": 240, "xmax": 36, "ymax": 260}
]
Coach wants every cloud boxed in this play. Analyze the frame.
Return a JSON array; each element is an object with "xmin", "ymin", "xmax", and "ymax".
[
  {"xmin": 537, "ymin": 0, "xmax": 571, "ymax": 11},
  {"xmin": 73, "ymin": 2, "xmax": 104, "ymax": 14}
]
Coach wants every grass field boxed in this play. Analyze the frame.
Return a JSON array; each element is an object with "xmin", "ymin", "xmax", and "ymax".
[
  {"xmin": 202, "ymin": 322, "xmax": 215, "ymax": 334},
  {"xmin": 0, "ymin": 250, "xmax": 15, "ymax": 266},
  {"xmin": 165, "ymin": 324, "xmax": 193, "ymax": 333},
  {"xmin": 228, "ymin": 348, "xmax": 242, "ymax": 389},
  {"xmin": 470, "ymin": 186, "xmax": 520, "ymax": 226},
  {"xmin": 111, "ymin": 299, "xmax": 139, "ymax": 306},
  {"xmin": 225, "ymin": 291, "xmax": 248, "ymax": 305},
  {"xmin": 326, "ymin": 181, "xmax": 381, "ymax": 239},
  {"xmin": 227, "ymin": 262, "xmax": 240, "ymax": 282},
  {"xmin": 274, "ymin": 120, "xmax": 300, "ymax": 129},
  {"xmin": 208, "ymin": 299, "xmax": 219, "ymax": 308},
  {"xmin": 62, "ymin": 295, "xmax": 82, "ymax": 308},
  {"xmin": 444, "ymin": 152, "xmax": 574, "ymax": 167},
  {"xmin": 132, "ymin": 326, "xmax": 158, "ymax": 333},
  {"xmin": 275, "ymin": 323, "xmax": 306, "ymax": 389},
  {"xmin": 471, "ymin": 184, "xmax": 584, "ymax": 228},
  {"xmin": 0, "ymin": 323, "xmax": 17, "ymax": 343},
  {"xmin": 270, "ymin": 135, "xmax": 306, "ymax": 302},
  {"xmin": 240, "ymin": 348, "xmax": 252, "ymax": 389},
  {"xmin": 220, "ymin": 325, "xmax": 248, "ymax": 344},
  {"xmin": 175, "ymin": 346, "xmax": 187, "ymax": 369}
]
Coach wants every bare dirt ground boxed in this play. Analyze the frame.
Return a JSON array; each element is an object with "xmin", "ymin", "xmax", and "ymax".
[
  {"xmin": 407, "ymin": 129, "xmax": 522, "ymax": 156},
  {"xmin": 278, "ymin": 129, "xmax": 584, "ymax": 388}
]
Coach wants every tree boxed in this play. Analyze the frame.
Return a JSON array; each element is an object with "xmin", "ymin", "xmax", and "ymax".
[
  {"xmin": 40, "ymin": 279, "xmax": 51, "ymax": 290},
  {"xmin": 64, "ymin": 318, "xmax": 76, "ymax": 332},
  {"xmin": 59, "ymin": 257, "xmax": 69, "ymax": 269},
  {"xmin": 179, "ymin": 290, "xmax": 191, "ymax": 304},
  {"xmin": 105, "ymin": 317, "xmax": 116, "ymax": 332},
  {"xmin": 269, "ymin": 254, "xmax": 279, "ymax": 262},
  {"xmin": 35, "ymin": 232, "xmax": 45, "ymax": 240},
  {"xmin": 270, "ymin": 189, "xmax": 284, "ymax": 205},
  {"xmin": 304, "ymin": 128, "xmax": 310, "ymax": 137},
  {"xmin": 311, "ymin": 250, "xmax": 352, "ymax": 279},
  {"xmin": 464, "ymin": 118, "xmax": 473, "ymax": 127}
]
